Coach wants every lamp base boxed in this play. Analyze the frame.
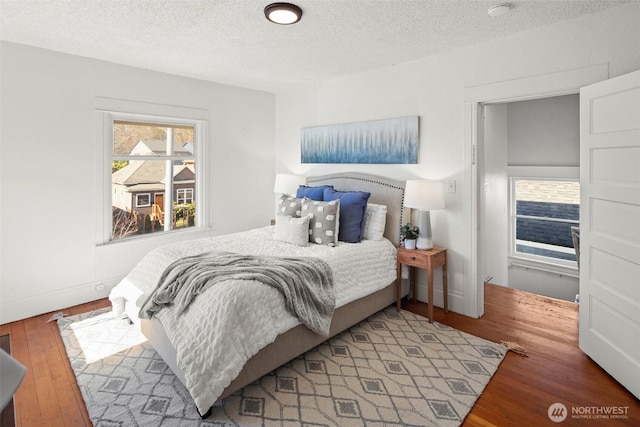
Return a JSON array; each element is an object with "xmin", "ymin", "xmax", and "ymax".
[
  {"xmin": 416, "ymin": 236, "xmax": 433, "ymax": 250},
  {"xmin": 416, "ymin": 210, "xmax": 434, "ymax": 250}
]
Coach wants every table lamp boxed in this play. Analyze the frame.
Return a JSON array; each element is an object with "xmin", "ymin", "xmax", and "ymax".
[{"xmin": 403, "ymin": 180, "xmax": 445, "ymax": 250}]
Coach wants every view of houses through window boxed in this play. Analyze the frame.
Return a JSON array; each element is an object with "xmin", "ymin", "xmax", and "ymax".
[
  {"xmin": 111, "ymin": 121, "xmax": 196, "ymax": 240},
  {"xmin": 512, "ymin": 179, "xmax": 580, "ymax": 265}
]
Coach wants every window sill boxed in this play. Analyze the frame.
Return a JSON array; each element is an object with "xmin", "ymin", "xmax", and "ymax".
[{"xmin": 97, "ymin": 226, "xmax": 214, "ymax": 249}]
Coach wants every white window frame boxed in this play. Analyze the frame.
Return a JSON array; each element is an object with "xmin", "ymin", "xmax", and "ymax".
[
  {"xmin": 96, "ymin": 97, "xmax": 209, "ymax": 245},
  {"xmin": 135, "ymin": 193, "xmax": 152, "ymax": 208},
  {"xmin": 508, "ymin": 166, "xmax": 580, "ymax": 275},
  {"xmin": 176, "ymin": 188, "xmax": 194, "ymax": 204}
]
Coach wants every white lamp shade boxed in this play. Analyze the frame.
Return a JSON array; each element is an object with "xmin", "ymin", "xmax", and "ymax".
[
  {"xmin": 273, "ymin": 173, "xmax": 306, "ymax": 195},
  {"xmin": 404, "ymin": 180, "xmax": 445, "ymax": 210}
]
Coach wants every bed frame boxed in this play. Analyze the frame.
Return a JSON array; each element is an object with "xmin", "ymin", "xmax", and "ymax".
[{"xmin": 140, "ymin": 172, "xmax": 408, "ymax": 414}]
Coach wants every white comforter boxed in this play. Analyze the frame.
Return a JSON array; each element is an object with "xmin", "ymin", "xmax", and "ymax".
[{"xmin": 109, "ymin": 226, "xmax": 397, "ymax": 414}]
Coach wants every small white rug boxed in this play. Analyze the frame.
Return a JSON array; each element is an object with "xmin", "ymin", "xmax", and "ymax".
[{"xmin": 58, "ymin": 307, "xmax": 506, "ymax": 426}]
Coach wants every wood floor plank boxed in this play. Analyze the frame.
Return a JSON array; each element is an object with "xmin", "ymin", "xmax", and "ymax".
[
  {"xmin": 1, "ymin": 285, "xmax": 639, "ymax": 426},
  {"xmin": 22, "ymin": 316, "xmax": 65, "ymax": 427},
  {"xmin": 8, "ymin": 321, "xmax": 43, "ymax": 427}
]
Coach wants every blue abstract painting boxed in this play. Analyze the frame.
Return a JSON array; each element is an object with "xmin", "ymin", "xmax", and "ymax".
[{"xmin": 301, "ymin": 116, "xmax": 419, "ymax": 164}]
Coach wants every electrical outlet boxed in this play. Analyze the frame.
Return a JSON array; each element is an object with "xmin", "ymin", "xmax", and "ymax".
[
  {"xmin": 95, "ymin": 284, "xmax": 105, "ymax": 292},
  {"xmin": 447, "ymin": 180, "xmax": 456, "ymax": 194}
]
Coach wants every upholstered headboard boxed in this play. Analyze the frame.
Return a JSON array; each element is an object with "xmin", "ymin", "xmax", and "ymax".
[{"xmin": 306, "ymin": 172, "xmax": 407, "ymax": 246}]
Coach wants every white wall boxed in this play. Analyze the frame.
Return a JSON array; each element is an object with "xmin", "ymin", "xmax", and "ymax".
[
  {"xmin": 274, "ymin": 3, "xmax": 640, "ymax": 316},
  {"xmin": 508, "ymin": 267, "xmax": 578, "ymax": 302},
  {"xmin": 508, "ymin": 94, "xmax": 580, "ymax": 167},
  {"xmin": 0, "ymin": 42, "xmax": 275, "ymax": 323}
]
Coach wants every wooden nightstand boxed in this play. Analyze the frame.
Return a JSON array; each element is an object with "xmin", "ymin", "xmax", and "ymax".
[{"xmin": 396, "ymin": 246, "xmax": 448, "ymax": 322}]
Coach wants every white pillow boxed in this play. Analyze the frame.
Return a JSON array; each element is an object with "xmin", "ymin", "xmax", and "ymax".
[
  {"xmin": 362, "ymin": 203, "xmax": 387, "ymax": 240},
  {"xmin": 274, "ymin": 214, "xmax": 311, "ymax": 246}
]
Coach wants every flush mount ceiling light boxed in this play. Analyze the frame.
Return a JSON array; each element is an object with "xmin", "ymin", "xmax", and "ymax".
[
  {"xmin": 488, "ymin": 3, "xmax": 511, "ymax": 17},
  {"xmin": 264, "ymin": 2, "xmax": 303, "ymax": 25}
]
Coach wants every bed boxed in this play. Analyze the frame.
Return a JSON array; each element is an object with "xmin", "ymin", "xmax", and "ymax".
[{"xmin": 108, "ymin": 172, "xmax": 408, "ymax": 416}]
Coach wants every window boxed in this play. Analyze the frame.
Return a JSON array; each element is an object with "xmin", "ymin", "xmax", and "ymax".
[
  {"xmin": 511, "ymin": 178, "xmax": 579, "ymax": 266},
  {"xmin": 97, "ymin": 97, "xmax": 207, "ymax": 244},
  {"xmin": 135, "ymin": 193, "xmax": 151, "ymax": 208},
  {"xmin": 108, "ymin": 118, "xmax": 200, "ymax": 241},
  {"xmin": 176, "ymin": 188, "xmax": 194, "ymax": 204}
]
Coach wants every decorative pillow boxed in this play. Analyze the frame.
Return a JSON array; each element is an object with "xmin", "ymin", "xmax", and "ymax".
[
  {"xmin": 274, "ymin": 215, "xmax": 311, "ymax": 246},
  {"xmin": 277, "ymin": 194, "xmax": 304, "ymax": 217},
  {"xmin": 362, "ymin": 203, "xmax": 387, "ymax": 241},
  {"xmin": 296, "ymin": 185, "xmax": 333, "ymax": 201},
  {"xmin": 323, "ymin": 187, "xmax": 370, "ymax": 243},
  {"xmin": 302, "ymin": 199, "xmax": 340, "ymax": 246}
]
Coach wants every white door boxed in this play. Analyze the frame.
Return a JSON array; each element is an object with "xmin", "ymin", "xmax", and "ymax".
[{"xmin": 579, "ymin": 69, "xmax": 640, "ymax": 399}]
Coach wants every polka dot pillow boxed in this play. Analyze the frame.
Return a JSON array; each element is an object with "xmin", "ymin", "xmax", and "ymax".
[
  {"xmin": 277, "ymin": 194, "xmax": 304, "ymax": 217},
  {"xmin": 302, "ymin": 199, "xmax": 340, "ymax": 246}
]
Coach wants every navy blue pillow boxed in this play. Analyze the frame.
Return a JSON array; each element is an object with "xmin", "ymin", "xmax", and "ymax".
[
  {"xmin": 323, "ymin": 187, "xmax": 371, "ymax": 243},
  {"xmin": 296, "ymin": 185, "xmax": 333, "ymax": 201}
]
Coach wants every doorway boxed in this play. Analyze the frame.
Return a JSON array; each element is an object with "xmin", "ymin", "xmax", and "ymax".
[
  {"xmin": 481, "ymin": 95, "xmax": 580, "ymax": 302},
  {"xmin": 153, "ymin": 193, "xmax": 164, "ymax": 222},
  {"xmin": 462, "ymin": 64, "xmax": 608, "ymax": 319}
]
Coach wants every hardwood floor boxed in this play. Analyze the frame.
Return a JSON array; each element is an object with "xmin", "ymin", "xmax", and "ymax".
[
  {"xmin": 1, "ymin": 284, "xmax": 638, "ymax": 426},
  {"xmin": 0, "ymin": 299, "xmax": 109, "ymax": 427},
  {"xmin": 405, "ymin": 284, "xmax": 639, "ymax": 426}
]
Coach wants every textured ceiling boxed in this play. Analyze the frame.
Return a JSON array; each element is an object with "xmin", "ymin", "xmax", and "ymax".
[{"xmin": 0, "ymin": 0, "xmax": 631, "ymax": 92}]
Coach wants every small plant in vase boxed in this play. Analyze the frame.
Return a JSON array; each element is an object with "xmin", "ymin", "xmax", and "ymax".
[{"xmin": 400, "ymin": 223, "xmax": 420, "ymax": 249}]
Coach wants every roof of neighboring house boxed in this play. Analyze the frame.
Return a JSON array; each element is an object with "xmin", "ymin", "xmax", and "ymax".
[
  {"xmin": 173, "ymin": 165, "xmax": 194, "ymax": 182},
  {"xmin": 112, "ymin": 160, "xmax": 195, "ymax": 186},
  {"xmin": 130, "ymin": 139, "xmax": 193, "ymax": 156}
]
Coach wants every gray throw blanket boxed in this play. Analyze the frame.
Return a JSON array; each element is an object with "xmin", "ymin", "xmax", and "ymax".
[{"xmin": 139, "ymin": 251, "xmax": 335, "ymax": 336}]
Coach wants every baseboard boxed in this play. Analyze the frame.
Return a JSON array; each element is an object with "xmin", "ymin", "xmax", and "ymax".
[{"xmin": 0, "ymin": 277, "xmax": 122, "ymax": 324}]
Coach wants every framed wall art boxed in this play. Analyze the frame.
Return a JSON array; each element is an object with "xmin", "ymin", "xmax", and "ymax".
[{"xmin": 301, "ymin": 116, "xmax": 419, "ymax": 164}]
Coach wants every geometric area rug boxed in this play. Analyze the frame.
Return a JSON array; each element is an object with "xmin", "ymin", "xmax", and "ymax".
[{"xmin": 57, "ymin": 306, "xmax": 506, "ymax": 427}]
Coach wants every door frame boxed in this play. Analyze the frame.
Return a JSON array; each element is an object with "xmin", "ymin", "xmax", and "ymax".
[{"xmin": 461, "ymin": 64, "xmax": 608, "ymax": 318}]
